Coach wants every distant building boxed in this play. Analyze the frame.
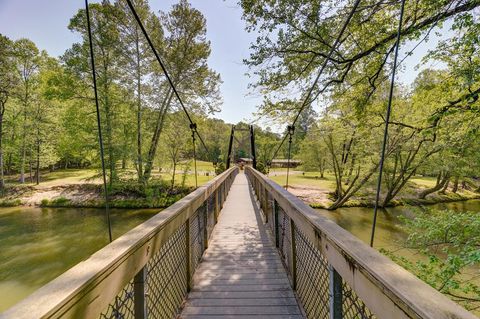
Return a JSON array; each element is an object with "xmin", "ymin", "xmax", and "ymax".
[
  {"xmin": 235, "ymin": 158, "xmax": 301, "ymax": 168},
  {"xmin": 237, "ymin": 157, "xmax": 253, "ymax": 165},
  {"xmin": 270, "ymin": 159, "xmax": 301, "ymax": 168}
]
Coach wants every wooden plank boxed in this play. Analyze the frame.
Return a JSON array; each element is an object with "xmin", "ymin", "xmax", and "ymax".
[
  {"xmin": 181, "ymin": 305, "xmax": 301, "ymax": 315},
  {"xmin": 185, "ymin": 298, "xmax": 299, "ymax": 307},
  {"xmin": 180, "ymin": 315, "xmax": 304, "ymax": 319},
  {"xmin": 187, "ymin": 291, "xmax": 296, "ymax": 299},
  {"xmin": 179, "ymin": 172, "xmax": 303, "ymax": 318}
]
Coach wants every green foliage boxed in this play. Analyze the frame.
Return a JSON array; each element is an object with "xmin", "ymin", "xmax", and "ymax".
[
  {"xmin": 384, "ymin": 208, "xmax": 480, "ymax": 310},
  {"xmin": 215, "ymin": 161, "xmax": 226, "ymax": 175},
  {"xmin": 40, "ymin": 197, "xmax": 71, "ymax": 207},
  {"xmin": 0, "ymin": 199, "xmax": 22, "ymax": 207}
]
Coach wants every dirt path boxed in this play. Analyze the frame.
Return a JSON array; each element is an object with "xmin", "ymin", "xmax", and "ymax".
[{"xmin": 286, "ymin": 185, "xmax": 331, "ymax": 207}]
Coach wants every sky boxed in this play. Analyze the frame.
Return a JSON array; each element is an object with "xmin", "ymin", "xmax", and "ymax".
[{"xmin": 0, "ymin": 0, "xmax": 449, "ymax": 126}]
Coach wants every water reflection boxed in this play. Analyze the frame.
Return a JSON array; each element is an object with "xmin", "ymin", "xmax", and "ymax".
[
  {"xmin": 317, "ymin": 200, "xmax": 480, "ymax": 248},
  {"xmin": 0, "ymin": 207, "xmax": 158, "ymax": 311}
]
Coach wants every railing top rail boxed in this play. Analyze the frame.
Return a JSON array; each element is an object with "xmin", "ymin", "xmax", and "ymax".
[
  {"xmin": 246, "ymin": 166, "xmax": 476, "ymax": 319},
  {"xmin": 1, "ymin": 167, "xmax": 238, "ymax": 319}
]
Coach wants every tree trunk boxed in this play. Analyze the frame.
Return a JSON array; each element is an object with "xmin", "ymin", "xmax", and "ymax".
[
  {"xmin": 29, "ymin": 152, "xmax": 33, "ymax": 183},
  {"xmin": 419, "ymin": 171, "xmax": 450, "ymax": 199},
  {"xmin": 171, "ymin": 161, "xmax": 176, "ymax": 190},
  {"xmin": 135, "ymin": 28, "xmax": 144, "ymax": 183},
  {"xmin": 319, "ymin": 159, "xmax": 325, "ymax": 178},
  {"xmin": 0, "ymin": 109, "xmax": 4, "ymax": 190},
  {"xmin": 6, "ymin": 153, "xmax": 12, "ymax": 175},
  {"xmin": 36, "ymin": 135, "xmax": 40, "ymax": 185},
  {"xmin": 20, "ymin": 145, "xmax": 26, "ymax": 183},
  {"xmin": 452, "ymin": 176, "xmax": 459, "ymax": 193},
  {"xmin": 345, "ymin": 154, "xmax": 356, "ymax": 185},
  {"xmin": 439, "ymin": 176, "xmax": 450, "ymax": 194},
  {"xmin": 142, "ymin": 90, "xmax": 173, "ymax": 183}
]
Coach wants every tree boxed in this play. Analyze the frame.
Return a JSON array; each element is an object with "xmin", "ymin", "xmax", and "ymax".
[
  {"xmin": 115, "ymin": 0, "xmax": 156, "ymax": 181},
  {"xmin": 240, "ymin": 0, "xmax": 480, "ymax": 122},
  {"xmin": 384, "ymin": 208, "xmax": 480, "ymax": 311},
  {"xmin": 162, "ymin": 113, "xmax": 190, "ymax": 189},
  {"xmin": 67, "ymin": 2, "xmax": 124, "ymax": 185},
  {"xmin": 141, "ymin": 0, "xmax": 221, "ymax": 183},
  {"xmin": 13, "ymin": 38, "xmax": 40, "ymax": 183},
  {"xmin": 298, "ymin": 127, "xmax": 327, "ymax": 177},
  {"xmin": 0, "ymin": 35, "xmax": 18, "ymax": 189}
]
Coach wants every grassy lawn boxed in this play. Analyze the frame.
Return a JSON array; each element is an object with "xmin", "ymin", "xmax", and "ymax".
[
  {"xmin": 268, "ymin": 171, "xmax": 336, "ymax": 190},
  {"xmin": 4, "ymin": 162, "xmax": 216, "ymax": 190},
  {"xmin": 409, "ymin": 176, "xmax": 438, "ymax": 188}
]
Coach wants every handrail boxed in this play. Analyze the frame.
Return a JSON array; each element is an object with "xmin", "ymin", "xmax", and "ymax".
[
  {"xmin": 1, "ymin": 167, "xmax": 239, "ymax": 319},
  {"xmin": 245, "ymin": 166, "xmax": 477, "ymax": 319}
]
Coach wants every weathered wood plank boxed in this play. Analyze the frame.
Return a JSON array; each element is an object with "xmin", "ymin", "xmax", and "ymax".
[
  {"xmin": 180, "ymin": 315, "xmax": 304, "ymax": 319},
  {"xmin": 181, "ymin": 305, "xmax": 301, "ymax": 315},
  {"xmin": 179, "ymin": 172, "xmax": 304, "ymax": 318}
]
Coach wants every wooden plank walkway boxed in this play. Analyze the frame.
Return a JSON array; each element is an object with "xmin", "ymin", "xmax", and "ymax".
[{"xmin": 179, "ymin": 172, "xmax": 304, "ymax": 319}]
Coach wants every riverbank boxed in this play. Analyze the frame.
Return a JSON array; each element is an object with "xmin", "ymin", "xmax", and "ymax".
[
  {"xmin": 0, "ymin": 165, "xmax": 216, "ymax": 209},
  {"xmin": 268, "ymin": 170, "xmax": 480, "ymax": 209},
  {"xmin": 0, "ymin": 183, "xmax": 190, "ymax": 209}
]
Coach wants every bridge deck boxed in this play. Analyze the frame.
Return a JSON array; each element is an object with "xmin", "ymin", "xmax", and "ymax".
[{"xmin": 179, "ymin": 172, "xmax": 304, "ymax": 319}]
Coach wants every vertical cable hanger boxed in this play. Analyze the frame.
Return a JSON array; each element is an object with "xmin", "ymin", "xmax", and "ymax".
[
  {"xmin": 285, "ymin": 125, "xmax": 295, "ymax": 189},
  {"xmin": 85, "ymin": 0, "xmax": 113, "ymax": 242},
  {"xmin": 125, "ymin": 0, "xmax": 210, "ymax": 155},
  {"xmin": 268, "ymin": 0, "xmax": 362, "ymax": 169},
  {"xmin": 190, "ymin": 123, "xmax": 198, "ymax": 188},
  {"xmin": 370, "ymin": 0, "xmax": 406, "ymax": 248}
]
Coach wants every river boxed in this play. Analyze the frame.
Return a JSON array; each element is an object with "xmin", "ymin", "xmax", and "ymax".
[
  {"xmin": 315, "ymin": 199, "xmax": 480, "ymax": 250},
  {"xmin": 0, "ymin": 206, "xmax": 159, "ymax": 312},
  {"xmin": 1, "ymin": 201, "xmax": 479, "ymax": 313}
]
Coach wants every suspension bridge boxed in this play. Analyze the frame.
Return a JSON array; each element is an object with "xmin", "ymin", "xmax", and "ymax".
[{"xmin": 0, "ymin": 166, "xmax": 476, "ymax": 319}]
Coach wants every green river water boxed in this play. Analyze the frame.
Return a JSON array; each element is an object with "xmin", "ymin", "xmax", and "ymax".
[
  {"xmin": 0, "ymin": 207, "xmax": 158, "ymax": 312},
  {"xmin": 0, "ymin": 200, "xmax": 479, "ymax": 312}
]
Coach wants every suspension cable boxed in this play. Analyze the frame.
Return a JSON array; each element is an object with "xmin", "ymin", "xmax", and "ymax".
[
  {"xmin": 125, "ymin": 0, "xmax": 210, "ymax": 156},
  {"xmin": 285, "ymin": 125, "xmax": 295, "ymax": 189},
  {"xmin": 370, "ymin": 0, "xmax": 406, "ymax": 248},
  {"xmin": 85, "ymin": 0, "xmax": 112, "ymax": 243},
  {"xmin": 190, "ymin": 123, "xmax": 198, "ymax": 188},
  {"xmin": 269, "ymin": 0, "xmax": 362, "ymax": 166}
]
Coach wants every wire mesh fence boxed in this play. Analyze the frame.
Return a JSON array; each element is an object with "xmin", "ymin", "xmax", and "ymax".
[
  {"xmin": 147, "ymin": 223, "xmax": 188, "ymax": 319},
  {"xmin": 97, "ymin": 169, "xmax": 237, "ymax": 319},
  {"xmin": 99, "ymin": 281, "xmax": 135, "ymax": 319},
  {"xmin": 246, "ymin": 168, "xmax": 376, "ymax": 319}
]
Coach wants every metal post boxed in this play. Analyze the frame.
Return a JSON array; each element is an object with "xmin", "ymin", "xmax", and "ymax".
[
  {"xmin": 290, "ymin": 218, "xmax": 297, "ymax": 290},
  {"xmin": 203, "ymin": 204, "xmax": 208, "ymax": 249},
  {"xmin": 370, "ymin": 0, "xmax": 406, "ymax": 247},
  {"xmin": 329, "ymin": 265, "xmax": 343, "ymax": 319},
  {"xmin": 263, "ymin": 187, "xmax": 269, "ymax": 223},
  {"xmin": 274, "ymin": 200, "xmax": 280, "ymax": 248},
  {"xmin": 214, "ymin": 190, "xmax": 219, "ymax": 224},
  {"xmin": 286, "ymin": 125, "xmax": 295, "ymax": 190},
  {"xmin": 190, "ymin": 123, "xmax": 198, "ymax": 188},
  {"xmin": 197, "ymin": 210, "xmax": 203, "ymax": 252},
  {"xmin": 133, "ymin": 267, "xmax": 147, "ymax": 319},
  {"xmin": 226, "ymin": 125, "xmax": 235, "ymax": 169},
  {"xmin": 185, "ymin": 219, "xmax": 191, "ymax": 292},
  {"xmin": 250, "ymin": 125, "xmax": 257, "ymax": 169},
  {"xmin": 85, "ymin": 0, "xmax": 112, "ymax": 243}
]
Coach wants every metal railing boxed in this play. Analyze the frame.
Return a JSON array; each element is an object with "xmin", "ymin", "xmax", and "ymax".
[
  {"xmin": 1, "ymin": 167, "xmax": 238, "ymax": 319},
  {"xmin": 245, "ymin": 166, "xmax": 477, "ymax": 319}
]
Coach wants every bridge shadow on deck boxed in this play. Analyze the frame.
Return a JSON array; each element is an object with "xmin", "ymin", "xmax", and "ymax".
[{"xmin": 178, "ymin": 172, "xmax": 304, "ymax": 319}]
